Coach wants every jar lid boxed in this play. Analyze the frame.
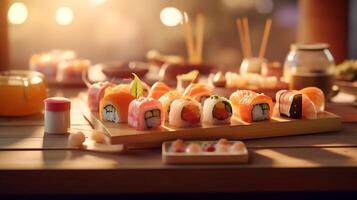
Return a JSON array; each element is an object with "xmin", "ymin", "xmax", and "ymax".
[
  {"xmin": 291, "ymin": 43, "xmax": 329, "ymax": 51},
  {"xmin": 44, "ymin": 97, "xmax": 71, "ymax": 112}
]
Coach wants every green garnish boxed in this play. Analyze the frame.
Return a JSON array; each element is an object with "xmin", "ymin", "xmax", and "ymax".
[{"xmin": 130, "ymin": 73, "xmax": 144, "ymax": 98}]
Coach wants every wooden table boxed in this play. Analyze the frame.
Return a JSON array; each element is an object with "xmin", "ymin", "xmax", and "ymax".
[{"xmin": 0, "ymin": 88, "xmax": 357, "ymax": 195}]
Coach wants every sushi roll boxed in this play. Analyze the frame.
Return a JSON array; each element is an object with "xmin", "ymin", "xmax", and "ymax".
[
  {"xmin": 275, "ymin": 90, "xmax": 317, "ymax": 119},
  {"xmin": 148, "ymin": 82, "xmax": 172, "ymax": 99},
  {"xmin": 229, "ymin": 90, "xmax": 273, "ymax": 123},
  {"xmin": 183, "ymin": 83, "xmax": 212, "ymax": 104},
  {"xmin": 99, "ymin": 84, "xmax": 135, "ymax": 123},
  {"xmin": 128, "ymin": 97, "xmax": 164, "ymax": 130},
  {"xmin": 158, "ymin": 90, "xmax": 182, "ymax": 122},
  {"xmin": 300, "ymin": 87, "xmax": 325, "ymax": 112},
  {"xmin": 169, "ymin": 97, "xmax": 202, "ymax": 127},
  {"xmin": 88, "ymin": 81, "xmax": 115, "ymax": 112},
  {"xmin": 202, "ymin": 95, "xmax": 232, "ymax": 125}
]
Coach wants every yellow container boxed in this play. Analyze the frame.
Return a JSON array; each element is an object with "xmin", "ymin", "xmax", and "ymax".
[{"xmin": 0, "ymin": 70, "xmax": 48, "ymax": 116}]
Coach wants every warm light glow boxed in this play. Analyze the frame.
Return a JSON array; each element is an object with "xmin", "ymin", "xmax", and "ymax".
[
  {"xmin": 56, "ymin": 6, "xmax": 74, "ymax": 26},
  {"xmin": 89, "ymin": 0, "xmax": 107, "ymax": 7},
  {"xmin": 255, "ymin": 0, "xmax": 274, "ymax": 14},
  {"xmin": 160, "ymin": 7, "xmax": 183, "ymax": 27},
  {"xmin": 8, "ymin": 2, "xmax": 28, "ymax": 25}
]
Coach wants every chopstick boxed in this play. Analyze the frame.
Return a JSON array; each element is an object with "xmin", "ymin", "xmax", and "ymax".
[
  {"xmin": 242, "ymin": 17, "xmax": 252, "ymax": 58},
  {"xmin": 236, "ymin": 18, "xmax": 247, "ymax": 58},
  {"xmin": 259, "ymin": 18, "xmax": 272, "ymax": 59},
  {"xmin": 195, "ymin": 13, "xmax": 205, "ymax": 64},
  {"xmin": 182, "ymin": 12, "xmax": 195, "ymax": 63},
  {"xmin": 181, "ymin": 12, "xmax": 205, "ymax": 64}
]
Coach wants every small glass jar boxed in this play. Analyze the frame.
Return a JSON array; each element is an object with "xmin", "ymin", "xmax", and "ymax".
[{"xmin": 283, "ymin": 43, "xmax": 335, "ymax": 99}]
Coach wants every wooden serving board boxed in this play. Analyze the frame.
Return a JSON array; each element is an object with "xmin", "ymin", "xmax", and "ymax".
[{"xmin": 82, "ymin": 103, "xmax": 341, "ymax": 147}]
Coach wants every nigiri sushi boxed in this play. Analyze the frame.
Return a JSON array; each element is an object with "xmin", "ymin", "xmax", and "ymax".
[
  {"xmin": 229, "ymin": 90, "xmax": 273, "ymax": 123},
  {"xmin": 148, "ymin": 82, "xmax": 172, "ymax": 99},
  {"xmin": 99, "ymin": 84, "xmax": 135, "ymax": 123},
  {"xmin": 275, "ymin": 90, "xmax": 317, "ymax": 119},
  {"xmin": 169, "ymin": 97, "xmax": 202, "ymax": 127},
  {"xmin": 202, "ymin": 95, "xmax": 232, "ymax": 125},
  {"xmin": 300, "ymin": 87, "xmax": 325, "ymax": 112},
  {"xmin": 158, "ymin": 90, "xmax": 182, "ymax": 122},
  {"xmin": 128, "ymin": 97, "xmax": 163, "ymax": 130},
  {"xmin": 183, "ymin": 83, "xmax": 212, "ymax": 104},
  {"xmin": 88, "ymin": 81, "xmax": 115, "ymax": 112}
]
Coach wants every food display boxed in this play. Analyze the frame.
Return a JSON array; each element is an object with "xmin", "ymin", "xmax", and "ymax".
[
  {"xmin": 0, "ymin": 70, "xmax": 48, "ymax": 116},
  {"xmin": 158, "ymin": 90, "xmax": 182, "ymax": 122},
  {"xmin": 163, "ymin": 139, "xmax": 249, "ymax": 164},
  {"xmin": 29, "ymin": 50, "xmax": 90, "ymax": 85},
  {"xmin": 128, "ymin": 97, "xmax": 164, "ymax": 130},
  {"xmin": 202, "ymin": 95, "xmax": 232, "ymax": 125},
  {"xmin": 183, "ymin": 83, "xmax": 212, "ymax": 104},
  {"xmin": 88, "ymin": 81, "xmax": 115, "ymax": 112},
  {"xmin": 169, "ymin": 97, "xmax": 202, "ymax": 128},
  {"xmin": 148, "ymin": 82, "xmax": 172, "ymax": 99},
  {"xmin": 99, "ymin": 84, "xmax": 135, "ymax": 123},
  {"xmin": 335, "ymin": 60, "xmax": 357, "ymax": 81},
  {"xmin": 230, "ymin": 90, "xmax": 273, "ymax": 123}
]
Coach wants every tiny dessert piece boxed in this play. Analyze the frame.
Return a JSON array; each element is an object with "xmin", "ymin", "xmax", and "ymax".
[
  {"xmin": 88, "ymin": 81, "xmax": 115, "ymax": 112},
  {"xmin": 300, "ymin": 87, "xmax": 325, "ymax": 112},
  {"xmin": 203, "ymin": 143, "xmax": 216, "ymax": 152},
  {"xmin": 99, "ymin": 84, "xmax": 135, "ymax": 123},
  {"xmin": 158, "ymin": 90, "xmax": 182, "ymax": 122},
  {"xmin": 217, "ymin": 138, "xmax": 230, "ymax": 145},
  {"xmin": 90, "ymin": 131, "xmax": 106, "ymax": 144},
  {"xmin": 275, "ymin": 89, "xmax": 317, "ymax": 119},
  {"xmin": 170, "ymin": 139, "xmax": 186, "ymax": 152},
  {"xmin": 230, "ymin": 141, "xmax": 246, "ymax": 153},
  {"xmin": 148, "ymin": 82, "xmax": 172, "ymax": 100},
  {"xmin": 169, "ymin": 97, "xmax": 202, "ymax": 128},
  {"xmin": 185, "ymin": 143, "xmax": 201, "ymax": 153},
  {"xmin": 202, "ymin": 95, "xmax": 232, "ymax": 125},
  {"xmin": 225, "ymin": 72, "xmax": 247, "ymax": 88},
  {"xmin": 183, "ymin": 83, "xmax": 213, "ymax": 104},
  {"xmin": 128, "ymin": 97, "xmax": 164, "ymax": 130},
  {"xmin": 68, "ymin": 131, "xmax": 86, "ymax": 147},
  {"xmin": 230, "ymin": 90, "xmax": 273, "ymax": 123},
  {"xmin": 44, "ymin": 97, "xmax": 71, "ymax": 134}
]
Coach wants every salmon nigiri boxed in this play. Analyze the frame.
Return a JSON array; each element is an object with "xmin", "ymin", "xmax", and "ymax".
[
  {"xmin": 229, "ymin": 90, "xmax": 273, "ymax": 123},
  {"xmin": 148, "ymin": 82, "xmax": 172, "ymax": 99},
  {"xmin": 300, "ymin": 87, "xmax": 325, "ymax": 112},
  {"xmin": 183, "ymin": 83, "xmax": 212, "ymax": 104}
]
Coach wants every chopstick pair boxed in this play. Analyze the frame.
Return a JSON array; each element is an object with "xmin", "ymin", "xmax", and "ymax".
[
  {"xmin": 181, "ymin": 12, "xmax": 205, "ymax": 64},
  {"xmin": 236, "ymin": 17, "xmax": 272, "ymax": 59}
]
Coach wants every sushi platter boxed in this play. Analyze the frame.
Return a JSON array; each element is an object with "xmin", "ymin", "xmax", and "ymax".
[{"xmin": 82, "ymin": 105, "xmax": 341, "ymax": 147}]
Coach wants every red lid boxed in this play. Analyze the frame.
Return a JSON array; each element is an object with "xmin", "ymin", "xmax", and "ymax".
[{"xmin": 44, "ymin": 97, "xmax": 71, "ymax": 112}]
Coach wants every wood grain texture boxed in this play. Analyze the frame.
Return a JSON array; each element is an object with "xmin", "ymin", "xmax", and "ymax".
[{"xmin": 0, "ymin": 147, "xmax": 357, "ymax": 194}]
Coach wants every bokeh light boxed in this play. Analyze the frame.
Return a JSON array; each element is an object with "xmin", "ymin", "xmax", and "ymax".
[
  {"xmin": 255, "ymin": 0, "xmax": 274, "ymax": 14},
  {"xmin": 160, "ymin": 7, "xmax": 183, "ymax": 27},
  {"xmin": 89, "ymin": 0, "xmax": 107, "ymax": 7},
  {"xmin": 8, "ymin": 2, "xmax": 28, "ymax": 25},
  {"xmin": 56, "ymin": 6, "xmax": 74, "ymax": 26}
]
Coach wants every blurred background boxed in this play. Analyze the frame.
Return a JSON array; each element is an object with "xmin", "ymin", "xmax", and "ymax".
[{"xmin": 0, "ymin": 0, "xmax": 355, "ymax": 69}]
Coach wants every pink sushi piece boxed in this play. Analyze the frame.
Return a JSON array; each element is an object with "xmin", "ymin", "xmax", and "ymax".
[
  {"xmin": 128, "ymin": 97, "xmax": 164, "ymax": 130},
  {"xmin": 88, "ymin": 81, "xmax": 114, "ymax": 112}
]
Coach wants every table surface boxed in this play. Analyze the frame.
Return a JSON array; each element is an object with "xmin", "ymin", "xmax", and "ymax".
[{"xmin": 0, "ymin": 88, "xmax": 357, "ymax": 195}]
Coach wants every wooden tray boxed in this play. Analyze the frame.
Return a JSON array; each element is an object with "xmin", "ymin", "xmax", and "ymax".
[
  {"xmin": 162, "ymin": 141, "xmax": 249, "ymax": 165},
  {"xmin": 82, "ymin": 103, "xmax": 341, "ymax": 147}
]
